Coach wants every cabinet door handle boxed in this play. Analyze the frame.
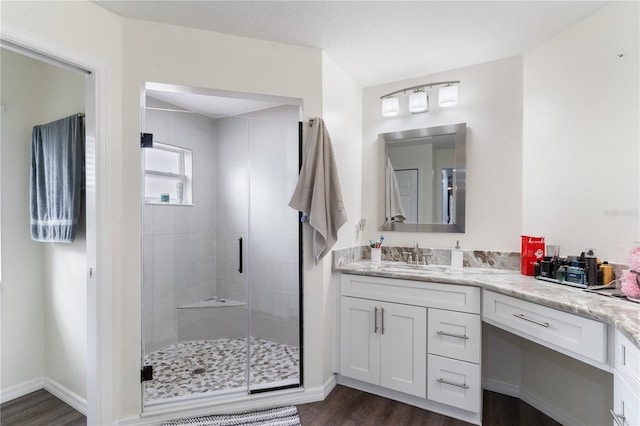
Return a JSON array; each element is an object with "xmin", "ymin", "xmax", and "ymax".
[
  {"xmin": 381, "ymin": 307, "xmax": 385, "ymax": 335},
  {"xmin": 437, "ymin": 330, "xmax": 469, "ymax": 340},
  {"xmin": 238, "ymin": 238, "xmax": 243, "ymax": 273},
  {"xmin": 437, "ymin": 378, "xmax": 469, "ymax": 389},
  {"xmin": 374, "ymin": 307, "xmax": 378, "ymax": 334},
  {"xmin": 610, "ymin": 410, "xmax": 625, "ymax": 426},
  {"xmin": 513, "ymin": 313, "xmax": 549, "ymax": 328}
]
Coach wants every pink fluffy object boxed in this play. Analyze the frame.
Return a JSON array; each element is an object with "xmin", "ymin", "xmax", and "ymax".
[{"xmin": 622, "ymin": 246, "xmax": 640, "ymax": 300}]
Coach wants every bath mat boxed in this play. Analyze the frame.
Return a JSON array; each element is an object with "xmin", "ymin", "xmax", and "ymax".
[{"xmin": 162, "ymin": 406, "xmax": 301, "ymax": 426}]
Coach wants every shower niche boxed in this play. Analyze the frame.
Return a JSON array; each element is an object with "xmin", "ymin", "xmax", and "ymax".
[{"xmin": 140, "ymin": 82, "xmax": 302, "ymax": 406}]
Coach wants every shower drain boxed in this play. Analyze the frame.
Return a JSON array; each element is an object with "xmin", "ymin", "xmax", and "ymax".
[{"xmin": 192, "ymin": 367, "xmax": 206, "ymax": 375}]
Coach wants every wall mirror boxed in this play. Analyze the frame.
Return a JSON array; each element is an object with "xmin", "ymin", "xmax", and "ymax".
[{"xmin": 380, "ymin": 122, "xmax": 466, "ymax": 233}]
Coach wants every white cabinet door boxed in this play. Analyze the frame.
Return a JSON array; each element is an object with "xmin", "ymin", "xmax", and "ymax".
[
  {"xmin": 613, "ymin": 371, "xmax": 640, "ymax": 426},
  {"xmin": 340, "ymin": 297, "xmax": 381, "ymax": 385},
  {"xmin": 380, "ymin": 302, "xmax": 427, "ymax": 398}
]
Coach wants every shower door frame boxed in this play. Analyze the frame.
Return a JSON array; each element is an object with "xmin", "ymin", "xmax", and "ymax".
[{"xmin": 139, "ymin": 83, "xmax": 305, "ymax": 408}]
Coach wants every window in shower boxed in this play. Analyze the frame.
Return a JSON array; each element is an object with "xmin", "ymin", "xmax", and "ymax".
[
  {"xmin": 141, "ymin": 82, "xmax": 302, "ymax": 408},
  {"xmin": 144, "ymin": 142, "xmax": 193, "ymax": 205}
]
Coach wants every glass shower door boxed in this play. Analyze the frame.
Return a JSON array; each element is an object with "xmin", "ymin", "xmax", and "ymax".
[{"xmin": 247, "ymin": 115, "xmax": 301, "ymax": 393}]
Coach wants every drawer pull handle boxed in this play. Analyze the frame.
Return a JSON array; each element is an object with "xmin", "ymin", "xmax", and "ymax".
[
  {"xmin": 513, "ymin": 313, "xmax": 549, "ymax": 328},
  {"xmin": 374, "ymin": 307, "xmax": 378, "ymax": 334},
  {"xmin": 437, "ymin": 331, "xmax": 469, "ymax": 340},
  {"xmin": 610, "ymin": 409, "xmax": 625, "ymax": 426},
  {"xmin": 437, "ymin": 378, "xmax": 469, "ymax": 389}
]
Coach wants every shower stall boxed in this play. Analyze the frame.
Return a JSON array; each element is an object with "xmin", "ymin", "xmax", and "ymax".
[{"xmin": 141, "ymin": 83, "xmax": 302, "ymax": 406}]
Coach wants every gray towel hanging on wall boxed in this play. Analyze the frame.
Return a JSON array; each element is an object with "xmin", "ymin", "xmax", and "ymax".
[
  {"xmin": 288, "ymin": 117, "xmax": 347, "ymax": 264},
  {"xmin": 30, "ymin": 113, "xmax": 85, "ymax": 242}
]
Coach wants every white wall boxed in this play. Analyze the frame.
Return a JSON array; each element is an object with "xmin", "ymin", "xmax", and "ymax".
[
  {"xmin": 362, "ymin": 56, "xmax": 523, "ymax": 251},
  {"xmin": 0, "ymin": 48, "xmax": 86, "ymax": 402},
  {"xmin": 0, "ymin": 48, "xmax": 47, "ymax": 396},
  {"xmin": 321, "ymin": 53, "xmax": 364, "ymax": 251},
  {"xmin": 321, "ymin": 53, "xmax": 363, "ymax": 378},
  {"xmin": 522, "ymin": 1, "xmax": 639, "ymax": 262},
  {"xmin": 39, "ymin": 58, "xmax": 87, "ymax": 402}
]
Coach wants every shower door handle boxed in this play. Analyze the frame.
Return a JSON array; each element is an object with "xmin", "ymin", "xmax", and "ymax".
[{"xmin": 238, "ymin": 238, "xmax": 243, "ymax": 273}]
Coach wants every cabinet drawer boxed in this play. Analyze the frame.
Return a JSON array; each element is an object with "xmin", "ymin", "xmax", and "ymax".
[
  {"xmin": 341, "ymin": 274, "xmax": 480, "ymax": 313},
  {"xmin": 615, "ymin": 329, "xmax": 640, "ymax": 397},
  {"xmin": 483, "ymin": 291, "xmax": 607, "ymax": 366},
  {"xmin": 428, "ymin": 309, "xmax": 481, "ymax": 364},
  {"xmin": 427, "ymin": 354, "xmax": 481, "ymax": 413},
  {"xmin": 613, "ymin": 370, "xmax": 640, "ymax": 426}
]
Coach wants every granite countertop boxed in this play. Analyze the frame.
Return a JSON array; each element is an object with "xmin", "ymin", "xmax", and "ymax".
[{"xmin": 334, "ymin": 260, "xmax": 640, "ymax": 350}]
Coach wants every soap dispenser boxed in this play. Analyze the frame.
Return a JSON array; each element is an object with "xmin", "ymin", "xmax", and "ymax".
[{"xmin": 451, "ymin": 241, "xmax": 463, "ymax": 269}]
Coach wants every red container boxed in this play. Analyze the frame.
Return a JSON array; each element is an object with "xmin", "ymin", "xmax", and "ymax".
[{"xmin": 521, "ymin": 235, "xmax": 545, "ymax": 276}]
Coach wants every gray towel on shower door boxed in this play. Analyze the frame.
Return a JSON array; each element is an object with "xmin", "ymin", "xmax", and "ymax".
[
  {"xmin": 289, "ymin": 118, "xmax": 347, "ymax": 264},
  {"xmin": 30, "ymin": 114, "xmax": 85, "ymax": 242}
]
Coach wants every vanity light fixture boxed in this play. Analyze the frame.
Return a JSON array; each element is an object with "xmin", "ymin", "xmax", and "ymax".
[
  {"xmin": 381, "ymin": 96, "xmax": 400, "ymax": 117},
  {"xmin": 438, "ymin": 84, "xmax": 458, "ymax": 107},
  {"xmin": 408, "ymin": 90, "xmax": 429, "ymax": 113},
  {"xmin": 380, "ymin": 80, "xmax": 460, "ymax": 117}
]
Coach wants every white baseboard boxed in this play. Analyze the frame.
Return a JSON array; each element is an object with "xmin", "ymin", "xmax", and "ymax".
[
  {"xmin": 1, "ymin": 377, "xmax": 86, "ymax": 416},
  {"xmin": 0, "ymin": 377, "xmax": 44, "ymax": 403},
  {"xmin": 482, "ymin": 378, "xmax": 520, "ymax": 398},
  {"xmin": 519, "ymin": 387, "xmax": 581, "ymax": 426},
  {"xmin": 118, "ymin": 375, "xmax": 338, "ymax": 425},
  {"xmin": 483, "ymin": 378, "xmax": 581, "ymax": 426},
  {"xmin": 43, "ymin": 378, "xmax": 87, "ymax": 416}
]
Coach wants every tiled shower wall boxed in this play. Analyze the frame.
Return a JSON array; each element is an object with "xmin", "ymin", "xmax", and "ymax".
[
  {"xmin": 143, "ymin": 109, "xmax": 218, "ymax": 353},
  {"xmin": 143, "ymin": 106, "xmax": 300, "ymax": 353}
]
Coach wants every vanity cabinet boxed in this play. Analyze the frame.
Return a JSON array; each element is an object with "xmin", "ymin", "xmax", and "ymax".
[
  {"xmin": 340, "ymin": 297, "xmax": 427, "ymax": 397},
  {"xmin": 612, "ymin": 330, "xmax": 640, "ymax": 425},
  {"xmin": 339, "ymin": 274, "xmax": 482, "ymax": 422}
]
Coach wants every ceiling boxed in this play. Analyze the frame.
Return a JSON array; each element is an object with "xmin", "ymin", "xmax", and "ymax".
[
  {"xmin": 95, "ymin": 0, "xmax": 608, "ymax": 87},
  {"xmin": 146, "ymin": 88, "xmax": 284, "ymax": 118}
]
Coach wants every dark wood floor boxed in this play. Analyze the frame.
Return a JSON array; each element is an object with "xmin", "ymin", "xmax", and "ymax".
[
  {"xmin": 297, "ymin": 385, "xmax": 561, "ymax": 426},
  {"xmin": 1, "ymin": 385, "xmax": 560, "ymax": 426},
  {"xmin": 0, "ymin": 389, "xmax": 86, "ymax": 426}
]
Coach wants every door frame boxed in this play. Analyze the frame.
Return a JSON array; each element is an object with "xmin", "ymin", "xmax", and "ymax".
[{"xmin": 1, "ymin": 21, "xmax": 114, "ymax": 425}]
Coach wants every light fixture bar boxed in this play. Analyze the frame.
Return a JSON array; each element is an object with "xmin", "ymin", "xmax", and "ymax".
[{"xmin": 379, "ymin": 80, "xmax": 460, "ymax": 99}]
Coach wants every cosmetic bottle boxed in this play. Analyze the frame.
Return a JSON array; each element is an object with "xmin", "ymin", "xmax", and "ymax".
[
  {"xmin": 585, "ymin": 248, "xmax": 598, "ymax": 287},
  {"xmin": 451, "ymin": 241, "xmax": 463, "ymax": 269}
]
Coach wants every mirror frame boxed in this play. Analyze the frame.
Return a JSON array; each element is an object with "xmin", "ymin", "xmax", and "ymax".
[{"xmin": 379, "ymin": 122, "xmax": 466, "ymax": 233}]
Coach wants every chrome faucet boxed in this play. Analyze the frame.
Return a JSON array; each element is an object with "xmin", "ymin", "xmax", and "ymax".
[{"xmin": 403, "ymin": 243, "xmax": 427, "ymax": 266}]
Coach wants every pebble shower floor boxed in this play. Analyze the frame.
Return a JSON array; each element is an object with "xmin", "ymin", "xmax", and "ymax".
[{"xmin": 144, "ymin": 338, "xmax": 300, "ymax": 401}]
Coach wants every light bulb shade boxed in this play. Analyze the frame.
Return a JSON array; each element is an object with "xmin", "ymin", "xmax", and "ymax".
[
  {"xmin": 439, "ymin": 85, "xmax": 458, "ymax": 107},
  {"xmin": 409, "ymin": 90, "xmax": 429, "ymax": 113},
  {"xmin": 381, "ymin": 96, "xmax": 399, "ymax": 117}
]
